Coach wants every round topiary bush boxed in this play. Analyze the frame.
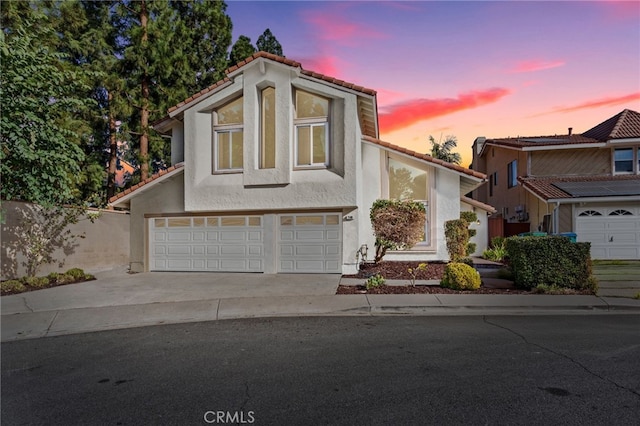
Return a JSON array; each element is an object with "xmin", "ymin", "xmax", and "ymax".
[{"xmin": 441, "ymin": 262, "xmax": 481, "ymax": 290}]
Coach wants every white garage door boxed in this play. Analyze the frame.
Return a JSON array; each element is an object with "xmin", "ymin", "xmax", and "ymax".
[
  {"xmin": 575, "ymin": 206, "xmax": 640, "ymax": 260},
  {"xmin": 150, "ymin": 216, "xmax": 264, "ymax": 272},
  {"xmin": 278, "ymin": 213, "xmax": 342, "ymax": 273}
]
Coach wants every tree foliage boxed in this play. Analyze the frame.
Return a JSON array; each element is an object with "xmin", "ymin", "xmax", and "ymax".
[
  {"xmin": 428, "ymin": 135, "xmax": 462, "ymax": 165},
  {"xmin": 0, "ymin": 15, "xmax": 99, "ymax": 206},
  {"xmin": 256, "ymin": 28, "xmax": 283, "ymax": 56},
  {"xmin": 230, "ymin": 35, "xmax": 257, "ymax": 64},
  {"xmin": 370, "ymin": 199, "xmax": 426, "ymax": 263}
]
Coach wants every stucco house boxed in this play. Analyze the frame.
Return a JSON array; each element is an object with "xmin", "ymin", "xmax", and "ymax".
[
  {"xmin": 471, "ymin": 109, "xmax": 640, "ymax": 260},
  {"xmin": 109, "ymin": 52, "xmax": 490, "ymax": 274}
]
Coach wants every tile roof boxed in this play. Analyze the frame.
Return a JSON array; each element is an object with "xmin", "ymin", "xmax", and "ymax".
[
  {"xmin": 485, "ymin": 134, "xmax": 600, "ymax": 149},
  {"xmin": 362, "ymin": 135, "xmax": 486, "ymax": 180},
  {"xmin": 518, "ymin": 174, "xmax": 640, "ymax": 201},
  {"xmin": 168, "ymin": 52, "xmax": 376, "ymax": 114},
  {"xmin": 582, "ymin": 109, "xmax": 640, "ymax": 141},
  {"xmin": 108, "ymin": 162, "xmax": 184, "ymax": 205}
]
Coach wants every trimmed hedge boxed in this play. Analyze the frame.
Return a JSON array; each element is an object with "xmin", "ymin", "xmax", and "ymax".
[{"xmin": 505, "ymin": 236, "xmax": 594, "ymax": 290}]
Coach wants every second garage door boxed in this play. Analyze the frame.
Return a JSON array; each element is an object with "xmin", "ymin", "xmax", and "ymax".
[{"xmin": 278, "ymin": 213, "xmax": 342, "ymax": 273}]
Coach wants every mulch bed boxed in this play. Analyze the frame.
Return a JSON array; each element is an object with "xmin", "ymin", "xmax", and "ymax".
[{"xmin": 338, "ymin": 260, "xmax": 531, "ymax": 295}]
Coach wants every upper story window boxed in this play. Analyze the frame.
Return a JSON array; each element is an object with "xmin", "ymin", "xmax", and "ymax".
[
  {"xmin": 613, "ymin": 147, "xmax": 639, "ymax": 174},
  {"xmin": 508, "ymin": 160, "xmax": 518, "ymax": 188},
  {"xmin": 260, "ymin": 87, "xmax": 276, "ymax": 169},
  {"xmin": 294, "ymin": 90, "xmax": 330, "ymax": 168},
  {"xmin": 213, "ymin": 97, "xmax": 243, "ymax": 172}
]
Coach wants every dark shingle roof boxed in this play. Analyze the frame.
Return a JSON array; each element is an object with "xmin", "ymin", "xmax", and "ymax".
[
  {"xmin": 582, "ymin": 109, "xmax": 640, "ymax": 141},
  {"xmin": 519, "ymin": 174, "xmax": 640, "ymax": 201}
]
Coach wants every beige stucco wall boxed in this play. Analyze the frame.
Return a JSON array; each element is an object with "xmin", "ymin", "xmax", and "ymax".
[
  {"xmin": 1, "ymin": 201, "xmax": 130, "ymax": 279},
  {"xmin": 129, "ymin": 173, "xmax": 185, "ymax": 272}
]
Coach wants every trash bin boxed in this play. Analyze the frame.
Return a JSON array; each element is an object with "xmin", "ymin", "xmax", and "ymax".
[{"xmin": 559, "ymin": 232, "xmax": 577, "ymax": 243}]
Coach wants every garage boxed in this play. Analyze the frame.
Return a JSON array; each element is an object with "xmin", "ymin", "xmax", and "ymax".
[
  {"xmin": 278, "ymin": 213, "xmax": 342, "ymax": 273},
  {"xmin": 575, "ymin": 205, "xmax": 640, "ymax": 260},
  {"xmin": 149, "ymin": 212, "xmax": 343, "ymax": 273},
  {"xmin": 150, "ymin": 215, "xmax": 264, "ymax": 272}
]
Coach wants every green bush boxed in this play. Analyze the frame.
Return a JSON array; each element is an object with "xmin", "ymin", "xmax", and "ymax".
[
  {"xmin": 366, "ymin": 274, "xmax": 386, "ymax": 290},
  {"xmin": 1, "ymin": 280, "xmax": 26, "ymax": 294},
  {"xmin": 441, "ymin": 262, "xmax": 481, "ymax": 290},
  {"xmin": 505, "ymin": 236, "xmax": 593, "ymax": 290},
  {"xmin": 47, "ymin": 272, "xmax": 62, "ymax": 283},
  {"xmin": 65, "ymin": 268, "xmax": 86, "ymax": 280},
  {"xmin": 482, "ymin": 236, "xmax": 508, "ymax": 262},
  {"xmin": 23, "ymin": 276, "xmax": 50, "ymax": 288}
]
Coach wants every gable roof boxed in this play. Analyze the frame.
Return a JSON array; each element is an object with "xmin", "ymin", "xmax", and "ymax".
[
  {"xmin": 519, "ymin": 174, "xmax": 640, "ymax": 202},
  {"xmin": 582, "ymin": 109, "xmax": 640, "ymax": 141},
  {"xmin": 362, "ymin": 135, "xmax": 486, "ymax": 180},
  {"xmin": 165, "ymin": 52, "xmax": 378, "ymax": 137},
  {"xmin": 109, "ymin": 162, "xmax": 184, "ymax": 207},
  {"xmin": 479, "ymin": 109, "xmax": 640, "ymax": 155}
]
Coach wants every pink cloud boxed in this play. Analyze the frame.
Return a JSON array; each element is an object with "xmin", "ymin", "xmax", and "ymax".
[
  {"xmin": 597, "ymin": 0, "xmax": 640, "ymax": 20},
  {"xmin": 302, "ymin": 9, "xmax": 386, "ymax": 46},
  {"xmin": 509, "ymin": 60, "xmax": 565, "ymax": 74},
  {"xmin": 550, "ymin": 92, "xmax": 640, "ymax": 113},
  {"xmin": 378, "ymin": 88, "xmax": 512, "ymax": 133},
  {"xmin": 298, "ymin": 54, "xmax": 341, "ymax": 77}
]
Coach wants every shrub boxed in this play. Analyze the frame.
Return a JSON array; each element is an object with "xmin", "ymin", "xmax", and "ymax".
[
  {"xmin": 482, "ymin": 236, "xmax": 507, "ymax": 262},
  {"xmin": 1, "ymin": 280, "xmax": 26, "ymax": 295},
  {"xmin": 47, "ymin": 272, "xmax": 62, "ymax": 283},
  {"xmin": 441, "ymin": 262, "xmax": 481, "ymax": 290},
  {"xmin": 65, "ymin": 268, "xmax": 86, "ymax": 280},
  {"xmin": 505, "ymin": 236, "xmax": 593, "ymax": 290},
  {"xmin": 407, "ymin": 263, "xmax": 428, "ymax": 286},
  {"xmin": 23, "ymin": 276, "xmax": 49, "ymax": 288},
  {"xmin": 56, "ymin": 274, "xmax": 76, "ymax": 285},
  {"xmin": 445, "ymin": 212, "xmax": 478, "ymax": 261},
  {"xmin": 366, "ymin": 274, "xmax": 386, "ymax": 290},
  {"xmin": 370, "ymin": 199, "xmax": 426, "ymax": 263}
]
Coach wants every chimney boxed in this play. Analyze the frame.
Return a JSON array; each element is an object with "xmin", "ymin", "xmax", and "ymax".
[{"xmin": 568, "ymin": 127, "xmax": 573, "ymax": 136}]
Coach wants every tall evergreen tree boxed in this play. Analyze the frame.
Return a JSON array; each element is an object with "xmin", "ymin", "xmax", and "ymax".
[
  {"xmin": 256, "ymin": 28, "xmax": 283, "ymax": 56},
  {"xmin": 229, "ymin": 35, "xmax": 256, "ymax": 65}
]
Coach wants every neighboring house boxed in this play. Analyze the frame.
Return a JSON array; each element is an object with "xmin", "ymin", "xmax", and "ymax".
[
  {"xmin": 471, "ymin": 109, "xmax": 640, "ymax": 260},
  {"xmin": 109, "ymin": 52, "xmax": 488, "ymax": 274}
]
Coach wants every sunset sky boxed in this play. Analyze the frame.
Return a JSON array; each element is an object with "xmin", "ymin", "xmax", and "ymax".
[{"xmin": 227, "ymin": 1, "xmax": 640, "ymax": 167}]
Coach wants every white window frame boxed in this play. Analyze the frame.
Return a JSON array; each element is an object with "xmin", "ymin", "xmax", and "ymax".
[
  {"xmin": 212, "ymin": 98, "xmax": 243, "ymax": 173},
  {"xmin": 613, "ymin": 147, "xmax": 639, "ymax": 175},
  {"xmin": 213, "ymin": 127, "xmax": 243, "ymax": 172},
  {"xmin": 294, "ymin": 90, "xmax": 330, "ymax": 169}
]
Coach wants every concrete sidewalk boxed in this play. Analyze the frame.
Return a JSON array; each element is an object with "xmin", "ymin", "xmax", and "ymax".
[{"xmin": 2, "ymin": 267, "xmax": 639, "ymax": 342}]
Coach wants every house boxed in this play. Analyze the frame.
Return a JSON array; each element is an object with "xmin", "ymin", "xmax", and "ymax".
[
  {"xmin": 471, "ymin": 109, "xmax": 640, "ymax": 260},
  {"xmin": 109, "ymin": 52, "xmax": 489, "ymax": 274}
]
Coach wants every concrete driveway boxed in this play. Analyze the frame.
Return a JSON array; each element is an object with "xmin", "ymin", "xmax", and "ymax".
[{"xmin": 1, "ymin": 267, "xmax": 341, "ymax": 315}]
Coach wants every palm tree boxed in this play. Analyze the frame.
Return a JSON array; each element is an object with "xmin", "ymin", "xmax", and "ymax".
[{"xmin": 428, "ymin": 135, "xmax": 462, "ymax": 165}]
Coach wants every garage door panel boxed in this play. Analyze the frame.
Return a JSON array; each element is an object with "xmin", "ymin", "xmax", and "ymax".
[
  {"xmin": 277, "ymin": 213, "xmax": 342, "ymax": 273},
  {"xmin": 609, "ymin": 233, "xmax": 638, "ymax": 243},
  {"xmin": 167, "ymin": 246, "xmax": 191, "ymax": 255},
  {"xmin": 295, "ymin": 245, "xmax": 324, "ymax": 256},
  {"xmin": 150, "ymin": 216, "xmax": 264, "ymax": 272},
  {"xmin": 295, "ymin": 230, "xmax": 325, "ymax": 240}
]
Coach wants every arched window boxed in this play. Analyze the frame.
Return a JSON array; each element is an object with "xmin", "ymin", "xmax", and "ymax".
[
  {"xmin": 609, "ymin": 209, "xmax": 632, "ymax": 216},
  {"xmin": 578, "ymin": 210, "xmax": 602, "ymax": 216}
]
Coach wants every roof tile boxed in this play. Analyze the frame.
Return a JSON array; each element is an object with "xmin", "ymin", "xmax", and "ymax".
[{"xmin": 108, "ymin": 163, "xmax": 185, "ymax": 204}]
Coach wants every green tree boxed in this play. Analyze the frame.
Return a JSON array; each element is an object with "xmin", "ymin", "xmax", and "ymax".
[
  {"xmin": 256, "ymin": 28, "xmax": 283, "ymax": 56},
  {"xmin": 229, "ymin": 35, "xmax": 256, "ymax": 64},
  {"xmin": 428, "ymin": 135, "xmax": 462, "ymax": 165},
  {"xmin": 0, "ymin": 16, "xmax": 98, "ymax": 206},
  {"xmin": 113, "ymin": 0, "xmax": 232, "ymax": 181}
]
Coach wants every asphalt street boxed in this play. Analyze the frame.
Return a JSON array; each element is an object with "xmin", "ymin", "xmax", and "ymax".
[{"xmin": 2, "ymin": 315, "xmax": 639, "ymax": 425}]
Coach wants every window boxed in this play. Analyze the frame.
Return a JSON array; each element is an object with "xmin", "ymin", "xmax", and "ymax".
[
  {"xmin": 213, "ymin": 97, "xmax": 243, "ymax": 172},
  {"xmin": 579, "ymin": 210, "xmax": 602, "ymax": 216},
  {"xmin": 609, "ymin": 209, "xmax": 632, "ymax": 216},
  {"xmin": 508, "ymin": 160, "xmax": 517, "ymax": 188},
  {"xmin": 294, "ymin": 90, "xmax": 329, "ymax": 167},
  {"xmin": 388, "ymin": 158, "xmax": 430, "ymax": 245},
  {"xmin": 614, "ymin": 148, "xmax": 634, "ymax": 174},
  {"xmin": 260, "ymin": 87, "xmax": 275, "ymax": 169}
]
